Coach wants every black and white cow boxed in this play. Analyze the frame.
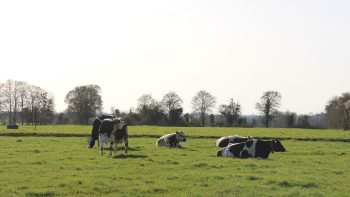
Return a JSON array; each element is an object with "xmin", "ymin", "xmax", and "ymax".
[
  {"xmin": 87, "ymin": 115, "xmax": 115, "ymax": 148},
  {"xmin": 98, "ymin": 117, "xmax": 128, "ymax": 156},
  {"xmin": 215, "ymin": 135, "xmax": 252, "ymax": 147},
  {"xmin": 156, "ymin": 131, "xmax": 186, "ymax": 148},
  {"xmin": 217, "ymin": 139, "xmax": 286, "ymax": 159}
]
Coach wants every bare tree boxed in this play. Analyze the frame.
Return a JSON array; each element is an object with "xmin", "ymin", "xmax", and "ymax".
[
  {"xmin": 3, "ymin": 80, "xmax": 14, "ymax": 124},
  {"xmin": 17, "ymin": 81, "xmax": 29, "ymax": 125},
  {"xmin": 12, "ymin": 81, "xmax": 23, "ymax": 124},
  {"xmin": 161, "ymin": 91, "xmax": 183, "ymax": 115},
  {"xmin": 256, "ymin": 91, "xmax": 281, "ymax": 128},
  {"xmin": 161, "ymin": 91, "xmax": 183, "ymax": 124},
  {"xmin": 192, "ymin": 90, "xmax": 216, "ymax": 126},
  {"xmin": 137, "ymin": 94, "xmax": 155, "ymax": 112},
  {"xmin": 219, "ymin": 98, "xmax": 241, "ymax": 127},
  {"xmin": 0, "ymin": 83, "xmax": 4, "ymax": 111},
  {"xmin": 27, "ymin": 85, "xmax": 43, "ymax": 126},
  {"xmin": 136, "ymin": 94, "xmax": 165, "ymax": 125}
]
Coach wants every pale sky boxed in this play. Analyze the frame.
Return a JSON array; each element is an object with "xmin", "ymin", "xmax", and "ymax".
[{"xmin": 1, "ymin": 0, "xmax": 349, "ymax": 115}]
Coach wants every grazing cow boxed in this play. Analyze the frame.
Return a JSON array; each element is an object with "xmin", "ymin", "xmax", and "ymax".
[
  {"xmin": 215, "ymin": 135, "xmax": 252, "ymax": 147},
  {"xmin": 217, "ymin": 139, "xmax": 286, "ymax": 159},
  {"xmin": 99, "ymin": 117, "xmax": 128, "ymax": 156},
  {"xmin": 156, "ymin": 131, "xmax": 186, "ymax": 148},
  {"xmin": 87, "ymin": 115, "xmax": 115, "ymax": 148}
]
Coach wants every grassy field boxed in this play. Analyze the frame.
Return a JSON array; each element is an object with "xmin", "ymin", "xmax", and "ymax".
[
  {"xmin": 0, "ymin": 125, "xmax": 349, "ymax": 196},
  {"xmin": 1, "ymin": 125, "xmax": 350, "ymax": 141}
]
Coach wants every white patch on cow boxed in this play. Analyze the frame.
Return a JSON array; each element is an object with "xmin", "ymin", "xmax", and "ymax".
[
  {"xmin": 221, "ymin": 145, "xmax": 234, "ymax": 157},
  {"xmin": 99, "ymin": 133, "xmax": 108, "ymax": 144},
  {"xmin": 99, "ymin": 132, "xmax": 115, "ymax": 144},
  {"xmin": 156, "ymin": 134, "xmax": 170, "ymax": 147},
  {"xmin": 118, "ymin": 120, "xmax": 125, "ymax": 129},
  {"xmin": 241, "ymin": 139, "xmax": 257, "ymax": 157}
]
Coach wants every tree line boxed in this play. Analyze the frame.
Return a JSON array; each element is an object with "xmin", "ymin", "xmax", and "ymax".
[
  {"xmin": 1, "ymin": 80, "xmax": 349, "ymax": 130},
  {"xmin": 0, "ymin": 80, "xmax": 55, "ymax": 126}
]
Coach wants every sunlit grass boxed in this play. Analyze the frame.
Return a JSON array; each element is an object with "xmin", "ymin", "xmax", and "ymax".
[
  {"xmin": 0, "ymin": 134, "xmax": 349, "ymax": 196},
  {"xmin": 1, "ymin": 125, "xmax": 349, "ymax": 141}
]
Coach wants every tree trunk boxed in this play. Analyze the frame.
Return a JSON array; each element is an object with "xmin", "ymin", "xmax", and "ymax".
[{"xmin": 201, "ymin": 113, "xmax": 205, "ymax": 127}]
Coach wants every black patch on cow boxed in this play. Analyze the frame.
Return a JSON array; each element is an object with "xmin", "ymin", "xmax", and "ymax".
[
  {"xmin": 245, "ymin": 140, "xmax": 253, "ymax": 148},
  {"xmin": 240, "ymin": 150, "xmax": 250, "ymax": 158},
  {"xmin": 231, "ymin": 137, "xmax": 250, "ymax": 144},
  {"xmin": 218, "ymin": 138, "xmax": 229, "ymax": 147},
  {"xmin": 115, "ymin": 124, "xmax": 127, "ymax": 140},
  {"xmin": 217, "ymin": 149, "xmax": 223, "ymax": 157},
  {"xmin": 99, "ymin": 119, "xmax": 117, "ymax": 137},
  {"xmin": 254, "ymin": 140, "xmax": 272, "ymax": 159},
  {"xmin": 228, "ymin": 143, "xmax": 246, "ymax": 157},
  {"xmin": 167, "ymin": 133, "xmax": 179, "ymax": 148}
]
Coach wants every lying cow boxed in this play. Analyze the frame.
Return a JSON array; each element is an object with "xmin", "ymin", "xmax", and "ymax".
[
  {"xmin": 87, "ymin": 114, "xmax": 115, "ymax": 148},
  {"xmin": 215, "ymin": 135, "xmax": 252, "ymax": 147},
  {"xmin": 217, "ymin": 139, "xmax": 286, "ymax": 159},
  {"xmin": 156, "ymin": 131, "xmax": 186, "ymax": 148},
  {"xmin": 99, "ymin": 117, "xmax": 128, "ymax": 156}
]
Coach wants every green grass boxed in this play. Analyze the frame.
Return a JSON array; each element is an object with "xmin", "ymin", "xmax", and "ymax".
[
  {"xmin": 1, "ymin": 125, "xmax": 350, "ymax": 141},
  {"xmin": 0, "ymin": 126, "xmax": 349, "ymax": 196}
]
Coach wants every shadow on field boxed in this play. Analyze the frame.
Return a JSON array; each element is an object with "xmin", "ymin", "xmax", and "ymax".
[
  {"xmin": 112, "ymin": 154, "xmax": 147, "ymax": 159},
  {"xmin": 100, "ymin": 146, "xmax": 142, "ymax": 151}
]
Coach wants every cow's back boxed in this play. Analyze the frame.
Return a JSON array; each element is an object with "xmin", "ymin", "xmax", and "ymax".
[{"xmin": 99, "ymin": 119, "xmax": 115, "ymax": 137}]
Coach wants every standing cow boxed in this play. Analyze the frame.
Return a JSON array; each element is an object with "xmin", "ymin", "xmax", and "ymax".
[
  {"xmin": 156, "ymin": 131, "xmax": 186, "ymax": 148},
  {"xmin": 99, "ymin": 117, "xmax": 128, "ymax": 156},
  {"xmin": 87, "ymin": 115, "xmax": 115, "ymax": 148},
  {"xmin": 217, "ymin": 139, "xmax": 286, "ymax": 159},
  {"xmin": 215, "ymin": 135, "xmax": 252, "ymax": 147}
]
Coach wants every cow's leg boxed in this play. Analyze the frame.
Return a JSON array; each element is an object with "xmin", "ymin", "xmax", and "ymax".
[
  {"xmin": 109, "ymin": 142, "xmax": 114, "ymax": 156},
  {"xmin": 114, "ymin": 141, "xmax": 117, "ymax": 154},
  {"xmin": 124, "ymin": 138, "xmax": 128, "ymax": 154},
  {"xmin": 99, "ymin": 137, "xmax": 104, "ymax": 156},
  {"xmin": 100, "ymin": 143, "xmax": 103, "ymax": 156}
]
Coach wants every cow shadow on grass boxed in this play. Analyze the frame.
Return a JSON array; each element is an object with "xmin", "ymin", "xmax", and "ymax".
[
  {"xmin": 112, "ymin": 154, "xmax": 148, "ymax": 159},
  {"xmin": 100, "ymin": 146, "xmax": 142, "ymax": 152}
]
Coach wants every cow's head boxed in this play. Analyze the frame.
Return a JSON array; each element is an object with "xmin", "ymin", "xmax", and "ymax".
[
  {"xmin": 113, "ymin": 118, "xmax": 126, "ymax": 130},
  {"xmin": 271, "ymin": 139, "xmax": 286, "ymax": 152},
  {"xmin": 217, "ymin": 149, "xmax": 223, "ymax": 157},
  {"xmin": 176, "ymin": 131, "xmax": 186, "ymax": 142}
]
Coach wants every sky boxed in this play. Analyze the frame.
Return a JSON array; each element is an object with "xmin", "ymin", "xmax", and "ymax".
[{"xmin": 0, "ymin": 0, "xmax": 349, "ymax": 115}]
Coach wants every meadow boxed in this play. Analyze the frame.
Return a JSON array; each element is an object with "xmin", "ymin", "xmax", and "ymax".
[{"xmin": 0, "ymin": 125, "xmax": 349, "ymax": 196}]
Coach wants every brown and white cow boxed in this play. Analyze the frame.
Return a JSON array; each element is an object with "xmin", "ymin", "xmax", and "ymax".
[
  {"xmin": 215, "ymin": 135, "xmax": 252, "ymax": 147},
  {"xmin": 98, "ymin": 117, "xmax": 128, "ymax": 156},
  {"xmin": 156, "ymin": 131, "xmax": 186, "ymax": 148},
  {"xmin": 217, "ymin": 139, "xmax": 286, "ymax": 159}
]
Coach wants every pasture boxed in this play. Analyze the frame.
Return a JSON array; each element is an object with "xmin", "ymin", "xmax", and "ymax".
[{"xmin": 0, "ymin": 126, "xmax": 349, "ymax": 196}]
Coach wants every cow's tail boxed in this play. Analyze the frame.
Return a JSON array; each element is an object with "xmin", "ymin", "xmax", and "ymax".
[{"xmin": 124, "ymin": 126, "xmax": 129, "ymax": 154}]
